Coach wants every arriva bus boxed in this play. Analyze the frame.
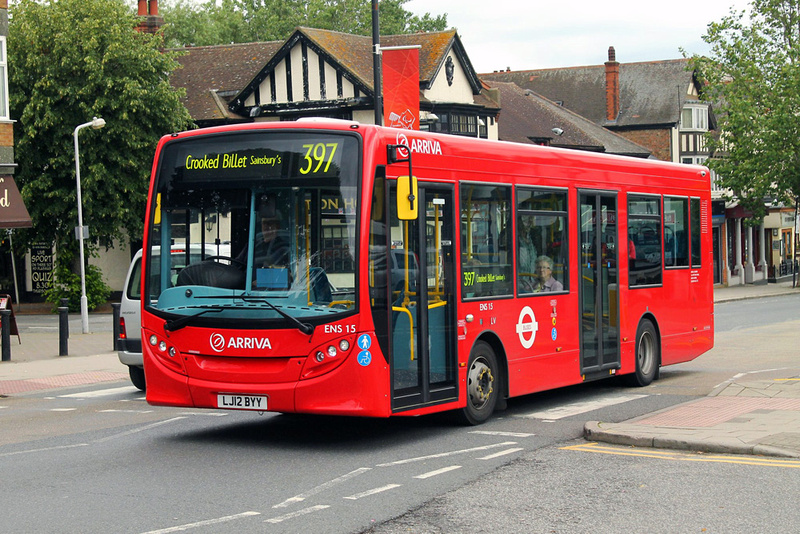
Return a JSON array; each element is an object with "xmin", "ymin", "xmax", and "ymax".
[{"xmin": 141, "ymin": 119, "xmax": 713, "ymax": 424}]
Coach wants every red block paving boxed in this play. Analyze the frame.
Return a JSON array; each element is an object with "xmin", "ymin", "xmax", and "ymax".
[
  {"xmin": 0, "ymin": 372, "xmax": 127, "ymax": 395},
  {"xmin": 637, "ymin": 396, "xmax": 800, "ymax": 428}
]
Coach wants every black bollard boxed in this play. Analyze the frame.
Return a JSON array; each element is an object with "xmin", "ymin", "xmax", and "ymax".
[
  {"xmin": 1, "ymin": 309, "xmax": 10, "ymax": 362},
  {"xmin": 111, "ymin": 303, "xmax": 121, "ymax": 351},
  {"xmin": 58, "ymin": 305, "xmax": 69, "ymax": 356}
]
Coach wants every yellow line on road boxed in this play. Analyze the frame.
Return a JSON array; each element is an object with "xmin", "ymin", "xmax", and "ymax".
[{"xmin": 562, "ymin": 442, "xmax": 800, "ymax": 468}]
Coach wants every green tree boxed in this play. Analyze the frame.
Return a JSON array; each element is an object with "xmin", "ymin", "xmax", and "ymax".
[
  {"xmin": 161, "ymin": 0, "xmax": 448, "ymax": 48},
  {"xmin": 689, "ymin": 0, "xmax": 800, "ymax": 220},
  {"xmin": 9, "ymin": 0, "xmax": 192, "ymax": 307}
]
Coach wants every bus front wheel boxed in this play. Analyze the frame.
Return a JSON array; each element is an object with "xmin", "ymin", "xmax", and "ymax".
[
  {"xmin": 628, "ymin": 319, "xmax": 659, "ymax": 387},
  {"xmin": 129, "ymin": 365, "xmax": 146, "ymax": 392},
  {"xmin": 460, "ymin": 341, "xmax": 499, "ymax": 425}
]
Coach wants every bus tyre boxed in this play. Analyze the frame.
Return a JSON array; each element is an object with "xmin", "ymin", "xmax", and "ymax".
[
  {"xmin": 629, "ymin": 319, "xmax": 658, "ymax": 387},
  {"xmin": 460, "ymin": 341, "xmax": 499, "ymax": 425},
  {"xmin": 129, "ymin": 365, "xmax": 146, "ymax": 392}
]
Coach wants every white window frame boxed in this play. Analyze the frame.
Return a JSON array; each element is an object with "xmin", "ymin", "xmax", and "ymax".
[{"xmin": 680, "ymin": 104, "xmax": 708, "ymax": 132}]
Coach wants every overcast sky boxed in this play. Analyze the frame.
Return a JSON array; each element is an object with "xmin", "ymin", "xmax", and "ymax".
[{"xmin": 405, "ymin": 0, "xmax": 750, "ymax": 73}]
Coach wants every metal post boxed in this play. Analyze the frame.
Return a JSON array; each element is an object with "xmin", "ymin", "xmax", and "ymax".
[
  {"xmin": 1, "ymin": 309, "xmax": 10, "ymax": 362},
  {"xmin": 58, "ymin": 300, "xmax": 69, "ymax": 356},
  {"xmin": 112, "ymin": 302, "xmax": 121, "ymax": 350},
  {"xmin": 793, "ymin": 196, "xmax": 798, "ymax": 288},
  {"xmin": 371, "ymin": 0, "xmax": 382, "ymax": 125},
  {"xmin": 73, "ymin": 117, "xmax": 106, "ymax": 334}
]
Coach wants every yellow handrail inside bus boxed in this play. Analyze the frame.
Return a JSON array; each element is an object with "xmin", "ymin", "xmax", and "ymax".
[{"xmin": 392, "ymin": 304, "xmax": 415, "ymax": 361}]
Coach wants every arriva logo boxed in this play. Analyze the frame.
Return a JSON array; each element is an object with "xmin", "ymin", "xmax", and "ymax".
[
  {"xmin": 209, "ymin": 333, "xmax": 272, "ymax": 353},
  {"xmin": 396, "ymin": 132, "xmax": 443, "ymax": 159}
]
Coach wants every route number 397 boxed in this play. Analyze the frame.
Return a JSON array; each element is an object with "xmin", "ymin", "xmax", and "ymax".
[{"xmin": 300, "ymin": 143, "xmax": 338, "ymax": 175}]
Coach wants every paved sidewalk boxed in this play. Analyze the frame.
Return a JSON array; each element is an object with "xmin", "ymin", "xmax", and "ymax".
[
  {"xmin": 585, "ymin": 279, "xmax": 800, "ymax": 457},
  {"xmin": 0, "ymin": 313, "xmax": 126, "ymax": 394},
  {"xmin": 585, "ymin": 377, "xmax": 800, "ymax": 458}
]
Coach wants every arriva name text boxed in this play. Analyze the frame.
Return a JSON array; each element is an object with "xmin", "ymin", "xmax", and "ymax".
[{"xmin": 226, "ymin": 337, "xmax": 273, "ymax": 350}]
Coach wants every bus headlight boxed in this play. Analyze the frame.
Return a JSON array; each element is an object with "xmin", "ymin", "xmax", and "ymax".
[
  {"xmin": 143, "ymin": 329, "xmax": 185, "ymax": 375},
  {"xmin": 301, "ymin": 336, "xmax": 356, "ymax": 380}
]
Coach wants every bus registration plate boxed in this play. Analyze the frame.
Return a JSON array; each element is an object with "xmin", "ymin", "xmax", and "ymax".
[{"xmin": 217, "ymin": 394, "xmax": 268, "ymax": 411}]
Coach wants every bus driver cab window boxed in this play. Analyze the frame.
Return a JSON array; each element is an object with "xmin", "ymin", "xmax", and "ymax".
[{"xmin": 237, "ymin": 200, "xmax": 291, "ymax": 289}]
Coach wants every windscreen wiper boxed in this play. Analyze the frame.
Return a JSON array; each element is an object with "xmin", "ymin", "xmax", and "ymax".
[
  {"xmin": 235, "ymin": 296, "xmax": 315, "ymax": 336},
  {"xmin": 164, "ymin": 307, "xmax": 224, "ymax": 332},
  {"xmin": 191, "ymin": 294, "xmax": 315, "ymax": 336}
]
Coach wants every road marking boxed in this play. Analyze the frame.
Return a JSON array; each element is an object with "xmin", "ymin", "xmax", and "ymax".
[
  {"xmin": 414, "ymin": 465, "xmax": 462, "ymax": 479},
  {"xmin": 470, "ymin": 430, "xmax": 534, "ymax": 437},
  {"xmin": 519, "ymin": 394, "xmax": 647, "ymax": 420},
  {"xmin": 93, "ymin": 417, "xmax": 186, "ymax": 443},
  {"xmin": 141, "ymin": 511, "xmax": 261, "ymax": 533},
  {"xmin": 0, "ymin": 443, "xmax": 89, "ymax": 458},
  {"xmin": 477, "ymin": 447, "xmax": 525, "ymax": 460},
  {"xmin": 50, "ymin": 408, "xmax": 77, "ymax": 412},
  {"xmin": 99, "ymin": 409, "xmax": 154, "ymax": 414},
  {"xmin": 60, "ymin": 386, "xmax": 138, "ymax": 398},
  {"xmin": 344, "ymin": 484, "xmax": 402, "ymax": 500},
  {"xmin": 376, "ymin": 441, "xmax": 517, "ymax": 467},
  {"xmin": 264, "ymin": 505, "xmax": 330, "ymax": 524},
  {"xmin": 564, "ymin": 442, "xmax": 800, "ymax": 468},
  {"xmin": 273, "ymin": 467, "xmax": 372, "ymax": 508}
]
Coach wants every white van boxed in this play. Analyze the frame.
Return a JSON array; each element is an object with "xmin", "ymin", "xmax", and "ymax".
[
  {"xmin": 117, "ymin": 249, "xmax": 145, "ymax": 390},
  {"xmin": 117, "ymin": 244, "xmax": 230, "ymax": 390}
]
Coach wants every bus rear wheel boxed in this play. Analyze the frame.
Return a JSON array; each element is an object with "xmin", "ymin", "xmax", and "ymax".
[
  {"xmin": 628, "ymin": 319, "xmax": 658, "ymax": 387},
  {"xmin": 459, "ymin": 341, "xmax": 499, "ymax": 425}
]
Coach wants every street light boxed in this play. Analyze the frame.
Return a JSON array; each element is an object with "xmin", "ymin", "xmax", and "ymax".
[{"xmin": 74, "ymin": 116, "xmax": 106, "ymax": 334}]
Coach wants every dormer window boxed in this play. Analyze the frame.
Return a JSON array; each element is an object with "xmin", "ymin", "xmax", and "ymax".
[{"xmin": 681, "ymin": 104, "xmax": 708, "ymax": 131}]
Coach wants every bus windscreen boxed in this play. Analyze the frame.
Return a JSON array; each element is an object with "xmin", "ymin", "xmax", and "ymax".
[{"xmin": 145, "ymin": 131, "xmax": 360, "ymax": 327}]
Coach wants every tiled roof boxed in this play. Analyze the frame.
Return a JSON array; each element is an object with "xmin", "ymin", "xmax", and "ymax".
[
  {"xmin": 298, "ymin": 27, "xmax": 467, "ymax": 91},
  {"xmin": 481, "ymin": 59, "xmax": 695, "ymax": 128},
  {"xmin": 170, "ymin": 41, "xmax": 283, "ymax": 121},
  {"xmin": 172, "ymin": 28, "xmax": 496, "ymax": 122},
  {"xmin": 487, "ymin": 81, "xmax": 651, "ymax": 157}
]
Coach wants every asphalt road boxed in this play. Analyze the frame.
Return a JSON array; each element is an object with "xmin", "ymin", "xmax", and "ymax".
[{"xmin": 1, "ymin": 294, "xmax": 798, "ymax": 533}]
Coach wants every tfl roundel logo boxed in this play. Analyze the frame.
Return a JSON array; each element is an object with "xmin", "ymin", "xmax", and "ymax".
[{"xmin": 210, "ymin": 333, "xmax": 226, "ymax": 353}]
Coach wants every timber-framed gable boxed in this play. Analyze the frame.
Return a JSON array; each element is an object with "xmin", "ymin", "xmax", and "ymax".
[{"xmin": 230, "ymin": 29, "xmax": 375, "ymax": 119}]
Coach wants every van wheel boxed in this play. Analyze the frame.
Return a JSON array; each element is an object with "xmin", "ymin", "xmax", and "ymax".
[
  {"xmin": 129, "ymin": 365, "xmax": 146, "ymax": 391},
  {"xmin": 459, "ymin": 341, "xmax": 499, "ymax": 425},
  {"xmin": 628, "ymin": 319, "xmax": 658, "ymax": 387}
]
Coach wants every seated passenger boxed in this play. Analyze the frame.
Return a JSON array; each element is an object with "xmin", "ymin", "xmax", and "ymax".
[{"xmin": 534, "ymin": 255, "xmax": 563, "ymax": 292}]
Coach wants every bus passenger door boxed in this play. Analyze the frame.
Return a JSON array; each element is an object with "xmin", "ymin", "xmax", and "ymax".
[
  {"xmin": 578, "ymin": 192, "xmax": 620, "ymax": 376},
  {"xmin": 390, "ymin": 185, "xmax": 457, "ymax": 411}
]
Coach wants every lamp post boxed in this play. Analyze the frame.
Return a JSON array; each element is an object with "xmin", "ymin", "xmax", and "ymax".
[{"xmin": 73, "ymin": 116, "xmax": 106, "ymax": 334}]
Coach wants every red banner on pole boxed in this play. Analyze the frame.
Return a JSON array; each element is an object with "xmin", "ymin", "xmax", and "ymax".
[{"xmin": 382, "ymin": 47, "xmax": 420, "ymax": 130}]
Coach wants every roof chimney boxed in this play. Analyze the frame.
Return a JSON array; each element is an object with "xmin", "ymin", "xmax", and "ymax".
[
  {"xmin": 605, "ymin": 46, "xmax": 620, "ymax": 122},
  {"xmin": 136, "ymin": 0, "xmax": 163, "ymax": 34}
]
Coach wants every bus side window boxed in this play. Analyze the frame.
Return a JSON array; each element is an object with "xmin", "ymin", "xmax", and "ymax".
[
  {"xmin": 460, "ymin": 184, "xmax": 513, "ymax": 298},
  {"xmin": 516, "ymin": 188, "xmax": 568, "ymax": 295},
  {"xmin": 628, "ymin": 194, "xmax": 662, "ymax": 287}
]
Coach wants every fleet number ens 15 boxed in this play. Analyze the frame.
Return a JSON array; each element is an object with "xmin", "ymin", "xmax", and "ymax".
[{"xmin": 324, "ymin": 324, "xmax": 356, "ymax": 334}]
